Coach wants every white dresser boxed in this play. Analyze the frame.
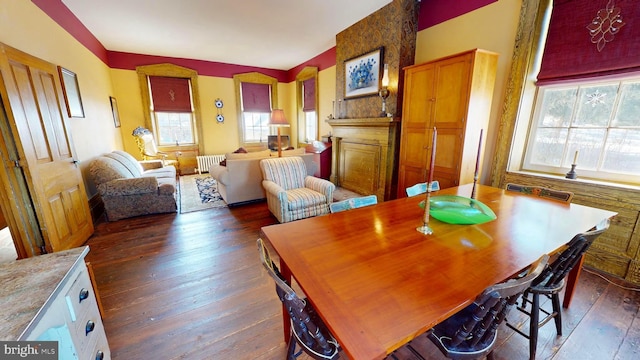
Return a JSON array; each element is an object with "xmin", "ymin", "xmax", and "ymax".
[{"xmin": 0, "ymin": 246, "xmax": 110, "ymax": 360}]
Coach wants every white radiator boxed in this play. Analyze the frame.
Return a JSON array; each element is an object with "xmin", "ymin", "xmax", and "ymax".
[{"xmin": 196, "ymin": 154, "xmax": 225, "ymax": 174}]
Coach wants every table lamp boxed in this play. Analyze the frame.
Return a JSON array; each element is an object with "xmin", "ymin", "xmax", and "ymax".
[{"xmin": 269, "ymin": 109, "xmax": 290, "ymax": 157}]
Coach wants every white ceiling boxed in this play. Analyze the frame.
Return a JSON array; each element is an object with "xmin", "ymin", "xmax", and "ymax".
[{"xmin": 62, "ymin": 0, "xmax": 392, "ymax": 70}]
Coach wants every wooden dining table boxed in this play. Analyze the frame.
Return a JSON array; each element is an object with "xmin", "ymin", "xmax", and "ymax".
[{"xmin": 260, "ymin": 184, "xmax": 617, "ymax": 360}]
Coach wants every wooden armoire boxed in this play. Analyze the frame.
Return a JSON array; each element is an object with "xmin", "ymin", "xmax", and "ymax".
[{"xmin": 397, "ymin": 49, "xmax": 498, "ymax": 197}]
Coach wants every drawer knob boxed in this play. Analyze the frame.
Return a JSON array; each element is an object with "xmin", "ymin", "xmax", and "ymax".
[
  {"xmin": 95, "ymin": 350, "xmax": 104, "ymax": 360},
  {"xmin": 79, "ymin": 288, "xmax": 90, "ymax": 303},
  {"xmin": 85, "ymin": 320, "xmax": 95, "ymax": 335}
]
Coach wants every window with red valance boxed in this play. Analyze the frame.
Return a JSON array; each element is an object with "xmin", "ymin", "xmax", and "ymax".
[{"xmin": 522, "ymin": 0, "xmax": 640, "ymax": 185}]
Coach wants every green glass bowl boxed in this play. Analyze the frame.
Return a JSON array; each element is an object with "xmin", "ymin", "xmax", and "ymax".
[{"xmin": 419, "ymin": 195, "xmax": 497, "ymax": 225}]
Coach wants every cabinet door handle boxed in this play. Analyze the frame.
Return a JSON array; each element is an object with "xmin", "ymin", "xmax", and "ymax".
[
  {"xmin": 79, "ymin": 288, "xmax": 89, "ymax": 303},
  {"xmin": 95, "ymin": 350, "xmax": 104, "ymax": 360},
  {"xmin": 85, "ymin": 320, "xmax": 95, "ymax": 335}
]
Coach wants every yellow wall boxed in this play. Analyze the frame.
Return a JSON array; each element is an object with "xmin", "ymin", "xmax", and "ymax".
[
  {"xmin": 415, "ymin": 0, "xmax": 523, "ymax": 183},
  {"xmin": 0, "ymin": 0, "xmax": 120, "ymax": 195},
  {"xmin": 318, "ymin": 66, "xmax": 337, "ymax": 138}
]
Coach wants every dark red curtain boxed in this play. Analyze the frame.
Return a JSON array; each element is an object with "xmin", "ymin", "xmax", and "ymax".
[
  {"xmin": 149, "ymin": 76, "xmax": 192, "ymax": 112},
  {"xmin": 537, "ymin": 0, "xmax": 640, "ymax": 84},
  {"xmin": 303, "ymin": 78, "xmax": 316, "ymax": 111},
  {"xmin": 241, "ymin": 82, "xmax": 271, "ymax": 112}
]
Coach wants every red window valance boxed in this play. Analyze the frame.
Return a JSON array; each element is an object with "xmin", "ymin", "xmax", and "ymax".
[
  {"xmin": 537, "ymin": 0, "xmax": 640, "ymax": 84},
  {"xmin": 149, "ymin": 76, "xmax": 192, "ymax": 112},
  {"xmin": 303, "ymin": 78, "xmax": 316, "ymax": 112},
  {"xmin": 241, "ymin": 82, "xmax": 271, "ymax": 112}
]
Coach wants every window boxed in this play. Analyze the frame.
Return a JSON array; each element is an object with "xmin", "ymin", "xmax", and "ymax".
[
  {"xmin": 233, "ymin": 73, "xmax": 278, "ymax": 148},
  {"xmin": 524, "ymin": 78, "xmax": 640, "ymax": 183},
  {"xmin": 296, "ymin": 67, "xmax": 319, "ymax": 145},
  {"xmin": 136, "ymin": 64, "xmax": 203, "ymax": 152},
  {"xmin": 505, "ymin": 0, "xmax": 640, "ymax": 186},
  {"xmin": 154, "ymin": 112, "xmax": 195, "ymax": 145}
]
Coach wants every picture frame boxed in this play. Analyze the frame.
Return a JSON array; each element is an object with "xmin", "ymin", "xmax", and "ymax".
[
  {"xmin": 58, "ymin": 66, "xmax": 85, "ymax": 118},
  {"xmin": 110, "ymin": 96, "xmax": 121, "ymax": 128},
  {"xmin": 344, "ymin": 47, "xmax": 383, "ymax": 99}
]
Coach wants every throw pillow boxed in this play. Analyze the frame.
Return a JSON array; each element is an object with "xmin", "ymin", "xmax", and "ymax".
[{"xmin": 233, "ymin": 147, "xmax": 248, "ymax": 153}]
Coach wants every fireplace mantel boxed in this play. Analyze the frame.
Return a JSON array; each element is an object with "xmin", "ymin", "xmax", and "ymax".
[{"xmin": 327, "ymin": 117, "xmax": 400, "ymax": 201}]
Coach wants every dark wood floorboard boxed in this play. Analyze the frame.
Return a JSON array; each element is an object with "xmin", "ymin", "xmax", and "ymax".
[{"xmin": 85, "ymin": 201, "xmax": 640, "ymax": 360}]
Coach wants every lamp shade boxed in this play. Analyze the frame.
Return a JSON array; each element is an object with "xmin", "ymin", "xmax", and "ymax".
[
  {"xmin": 269, "ymin": 109, "xmax": 290, "ymax": 127},
  {"xmin": 381, "ymin": 64, "xmax": 389, "ymax": 87}
]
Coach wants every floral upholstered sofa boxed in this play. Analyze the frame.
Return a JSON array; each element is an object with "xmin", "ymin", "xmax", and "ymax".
[{"xmin": 89, "ymin": 150, "xmax": 177, "ymax": 221}]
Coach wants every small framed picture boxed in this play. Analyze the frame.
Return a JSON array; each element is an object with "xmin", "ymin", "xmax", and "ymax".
[
  {"xmin": 110, "ymin": 96, "xmax": 121, "ymax": 128},
  {"xmin": 344, "ymin": 47, "xmax": 383, "ymax": 99},
  {"xmin": 58, "ymin": 66, "xmax": 85, "ymax": 118}
]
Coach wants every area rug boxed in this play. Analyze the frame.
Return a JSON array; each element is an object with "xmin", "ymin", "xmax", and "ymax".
[{"xmin": 179, "ymin": 174, "xmax": 227, "ymax": 213}]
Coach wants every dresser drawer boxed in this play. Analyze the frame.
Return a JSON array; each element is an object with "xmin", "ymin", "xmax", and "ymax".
[{"xmin": 64, "ymin": 265, "xmax": 94, "ymax": 323}]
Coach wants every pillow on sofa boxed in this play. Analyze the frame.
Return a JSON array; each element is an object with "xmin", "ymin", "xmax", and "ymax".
[{"xmin": 233, "ymin": 147, "xmax": 248, "ymax": 153}]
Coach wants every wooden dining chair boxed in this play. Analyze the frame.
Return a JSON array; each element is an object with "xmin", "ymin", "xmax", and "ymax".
[
  {"xmin": 506, "ymin": 219, "xmax": 610, "ymax": 360},
  {"xmin": 505, "ymin": 183, "xmax": 574, "ymax": 203},
  {"xmin": 257, "ymin": 239, "xmax": 340, "ymax": 360},
  {"xmin": 406, "ymin": 180, "xmax": 440, "ymax": 197},
  {"xmin": 389, "ymin": 255, "xmax": 549, "ymax": 360},
  {"xmin": 329, "ymin": 194, "xmax": 378, "ymax": 213}
]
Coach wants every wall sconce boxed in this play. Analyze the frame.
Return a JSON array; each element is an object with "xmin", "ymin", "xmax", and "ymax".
[{"xmin": 379, "ymin": 64, "xmax": 390, "ymax": 117}]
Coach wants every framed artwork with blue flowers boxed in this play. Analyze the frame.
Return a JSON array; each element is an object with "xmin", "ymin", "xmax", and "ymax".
[{"xmin": 344, "ymin": 47, "xmax": 383, "ymax": 99}]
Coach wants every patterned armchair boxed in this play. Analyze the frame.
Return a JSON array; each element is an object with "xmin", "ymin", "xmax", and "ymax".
[
  {"xmin": 89, "ymin": 151, "xmax": 177, "ymax": 221},
  {"xmin": 260, "ymin": 157, "xmax": 335, "ymax": 223}
]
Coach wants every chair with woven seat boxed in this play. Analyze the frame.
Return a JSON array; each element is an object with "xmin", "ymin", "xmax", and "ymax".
[
  {"xmin": 390, "ymin": 255, "xmax": 549, "ymax": 360},
  {"xmin": 506, "ymin": 219, "xmax": 610, "ymax": 360},
  {"xmin": 329, "ymin": 194, "xmax": 378, "ymax": 213},
  {"xmin": 260, "ymin": 156, "xmax": 335, "ymax": 223},
  {"xmin": 505, "ymin": 183, "xmax": 573, "ymax": 203},
  {"xmin": 257, "ymin": 238, "xmax": 340, "ymax": 360},
  {"xmin": 406, "ymin": 180, "xmax": 440, "ymax": 197}
]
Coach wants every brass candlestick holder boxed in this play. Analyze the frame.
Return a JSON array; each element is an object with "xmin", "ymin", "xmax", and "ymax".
[{"xmin": 416, "ymin": 190, "xmax": 433, "ymax": 235}]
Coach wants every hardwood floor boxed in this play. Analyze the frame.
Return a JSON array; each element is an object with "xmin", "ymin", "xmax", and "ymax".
[{"xmin": 85, "ymin": 201, "xmax": 640, "ymax": 360}]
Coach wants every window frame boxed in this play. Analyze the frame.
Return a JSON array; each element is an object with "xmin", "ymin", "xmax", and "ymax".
[
  {"xmin": 522, "ymin": 77, "xmax": 640, "ymax": 184},
  {"xmin": 136, "ymin": 63, "xmax": 203, "ymax": 154},
  {"xmin": 233, "ymin": 72, "xmax": 278, "ymax": 149},
  {"xmin": 296, "ymin": 66, "xmax": 319, "ymax": 146}
]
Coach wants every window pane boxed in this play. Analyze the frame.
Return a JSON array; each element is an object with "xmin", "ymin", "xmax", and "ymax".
[
  {"xmin": 538, "ymin": 88, "xmax": 576, "ymax": 127},
  {"xmin": 612, "ymin": 82, "xmax": 640, "ymax": 127},
  {"xmin": 243, "ymin": 112, "xmax": 270, "ymax": 142},
  {"xmin": 529, "ymin": 128, "xmax": 568, "ymax": 166},
  {"xmin": 567, "ymin": 128, "xmax": 606, "ymax": 169},
  {"xmin": 603, "ymin": 129, "xmax": 640, "ymax": 173},
  {"xmin": 573, "ymin": 84, "xmax": 617, "ymax": 127},
  {"xmin": 305, "ymin": 111, "xmax": 317, "ymax": 143},
  {"xmin": 155, "ymin": 112, "xmax": 194, "ymax": 145}
]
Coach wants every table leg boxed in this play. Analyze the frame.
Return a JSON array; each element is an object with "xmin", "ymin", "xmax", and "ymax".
[
  {"xmin": 563, "ymin": 254, "xmax": 585, "ymax": 308},
  {"xmin": 280, "ymin": 258, "xmax": 292, "ymax": 342}
]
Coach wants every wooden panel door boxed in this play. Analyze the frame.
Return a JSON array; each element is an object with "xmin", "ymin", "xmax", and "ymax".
[
  {"xmin": 397, "ymin": 63, "xmax": 435, "ymax": 197},
  {"xmin": 0, "ymin": 44, "xmax": 93, "ymax": 253},
  {"xmin": 431, "ymin": 54, "xmax": 470, "ymax": 187}
]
